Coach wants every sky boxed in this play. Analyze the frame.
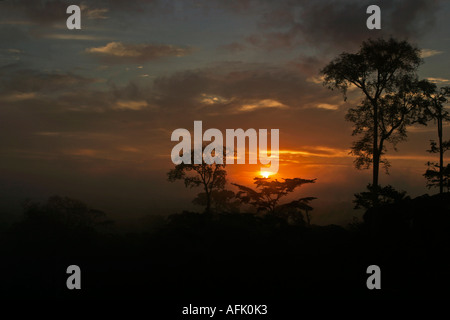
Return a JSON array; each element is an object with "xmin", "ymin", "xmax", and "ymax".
[{"xmin": 0, "ymin": 0, "xmax": 449, "ymax": 226}]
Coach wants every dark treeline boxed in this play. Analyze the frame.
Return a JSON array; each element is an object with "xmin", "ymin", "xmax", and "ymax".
[{"xmin": 0, "ymin": 192, "xmax": 449, "ymax": 300}]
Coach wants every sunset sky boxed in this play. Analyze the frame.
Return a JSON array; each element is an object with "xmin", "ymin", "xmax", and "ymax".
[{"xmin": 1, "ymin": 0, "xmax": 449, "ymax": 225}]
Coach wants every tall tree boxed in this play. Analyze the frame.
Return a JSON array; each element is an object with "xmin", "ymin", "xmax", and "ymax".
[
  {"xmin": 321, "ymin": 38, "xmax": 422, "ymax": 190},
  {"xmin": 167, "ymin": 147, "xmax": 227, "ymax": 214},
  {"xmin": 421, "ymin": 83, "xmax": 450, "ymax": 193}
]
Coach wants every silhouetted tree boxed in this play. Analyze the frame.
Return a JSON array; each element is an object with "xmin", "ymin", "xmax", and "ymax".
[
  {"xmin": 193, "ymin": 189, "xmax": 240, "ymax": 213},
  {"xmin": 21, "ymin": 195, "xmax": 112, "ymax": 234},
  {"xmin": 232, "ymin": 177, "xmax": 316, "ymax": 222},
  {"xmin": 424, "ymin": 160, "xmax": 450, "ymax": 192},
  {"xmin": 354, "ymin": 184, "xmax": 409, "ymax": 211},
  {"xmin": 421, "ymin": 83, "xmax": 450, "ymax": 193},
  {"xmin": 277, "ymin": 196, "xmax": 316, "ymax": 226},
  {"xmin": 321, "ymin": 38, "xmax": 423, "ymax": 192},
  {"xmin": 167, "ymin": 146, "xmax": 227, "ymax": 214}
]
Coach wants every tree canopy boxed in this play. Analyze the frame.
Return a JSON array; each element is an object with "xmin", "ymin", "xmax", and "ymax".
[{"xmin": 232, "ymin": 177, "xmax": 316, "ymax": 221}]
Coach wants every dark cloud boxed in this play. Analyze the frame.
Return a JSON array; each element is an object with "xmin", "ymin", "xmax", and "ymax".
[
  {"xmin": 218, "ymin": 42, "xmax": 247, "ymax": 53},
  {"xmin": 2, "ymin": 0, "xmax": 440, "ymax": 56},
  {"xmin": 104, "ymin": 0, "xmax": 173, "ymax": 14},
  {"xmin": 291, "ymin": 0, "xmax": 440, "ymax": 49},
  {"xmin": 151, "ymin": 62, "xmax": 341, "ymax": 116},
  {"xmin": 0, "ymin": 68, "xmax": 97, "ymax": 95},
  {"xmin": 217, "ymin": 0, "xmax": 442, "ymax": 51},
  {"xmin": 85, "ymin": 42, "xmax": 193, "ymax": 64},
  {"xmin": 1, "ymin": 0, "xmax": 441, "ymax": 43},
  {"xmin": 0, "ymin": 67, "xmax": 160, "ymax": 121},
  {"xmin": 0, "ymin": 0, "xmax": 173, "ymax": 26},
  {"xmin": 0, "ymin": 0, "xmax": 83, "ymax": 26},
  {"xmin": 1, "ymin": 0, "xmax": 68, "ymax": 26},
  {"xmin": 0, "ymin": 25, "xmax": 29, "ymax": 45},
  {"xmin": 0, "ymin": 61, "xmax": 339, "ymax": 118},
  {"xmin": 288, "ymin": 54, "xmax": 328, "ymax": 77}
]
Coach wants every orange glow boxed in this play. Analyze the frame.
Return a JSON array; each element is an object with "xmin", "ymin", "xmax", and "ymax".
[{"xmin": 260, "ymin": 171, "xmax": 272, "ymax": 178}]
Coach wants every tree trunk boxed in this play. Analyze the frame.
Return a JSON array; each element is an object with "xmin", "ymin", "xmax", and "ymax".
[
  {"xmin": 373, "ymin": 101, "xmax": 379, "ymax": 188},
  {"xmin": 305, "ymin": 210, "xmax": 311, "ymax": 226},
  {"xmin": 372, "ymin": 101, "xmax": 380, "ymax": 206},
  {"xmin": 438, "ymin": 114, "xmax": 444, "ymax": 194},
  {"xmin": 204, "ymin": 186, "xmax": 211, "ymax": 214}
]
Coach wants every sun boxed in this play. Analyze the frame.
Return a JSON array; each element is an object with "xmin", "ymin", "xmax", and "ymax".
[{"xmin": 260, "ymin": 171, "xmax": 272, "ymax": 178}]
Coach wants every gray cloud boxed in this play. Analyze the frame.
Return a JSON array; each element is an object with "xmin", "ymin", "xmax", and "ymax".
[
  {"xmin": 215, "ymin": 0, "xmax": 442, "ymax": 51},
  {"xmin": 0, "ymin": 0, "xmax": 174, "ymax": 26},
  {"xmin": 0, "ymin": 61, "xmax": 340, "ymax": 120},
  {"xmin": 0, "ymin": 0, "xmax": 116, "ymax": 25},
  {"xmin": 151, "ymin": 62, "xmax": 341, "ymax": 115},
  {"xmin": 0, "ymin": 0, "xmax": 67, "ymax": 26},
  {"xmin": 0, "ymin": 25, "xmax": 29, "ymax": 46},
  {"xmin": 288, "ymin": 54, "xmax": 328, "ymax": 77},
  {"xmin": 0, "ymin": 66, "xmax": 98, "ymax": 95},
  {"xmin": 85, "ymin": 42, "xmax": 193, "ymax": 64},
  {"xmin": 218, "ymin": 42, "xmax": 247, "ymax": 53}
]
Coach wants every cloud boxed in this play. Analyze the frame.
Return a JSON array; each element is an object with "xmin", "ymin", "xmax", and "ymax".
[
  {"xmin": 98, "ymin": 0, "xmax": 174, "ymax": 15},
  {"xmin": 239, "ymin": 99, "xmax": 287, "ymax": 112},
  {"xmin": 1, "ymin": 0, "xmax": 441, "ymax": 52},
  {"xmin": 279, "ymin": 146, "xmax": 351, "ymax": 158},
  {"xmin": 151, "ymin": 62, "xmax": 341, "ymax": 117},
  {"xmin": 420, "ymin": 49, "xmax": 444, "ymax": 58},
  {"xmin": 0, "ymin": 48, "xmax": 23, "ymax": 65},
  {"xmin": 0, "ymin": 0, "xmax": 114, "ymax": 26},
  {"xmin": 2, "ymin": 92, "xmax": 38, "ymax": 102},
  {"xmin": 0, "ymin": 25, "xmax": 29, "ymax": 44},
  {"xmin": 0, "ymin": 66, "xmax": 159, "ymax": 114},
  {"xmin": 65, "ymin": 148, "xmax": 98, "ymax": 157},
  {"xmin": 3, "ymin": 0, "xmax": 68, "ymax": 26},
  {"xmin": 223, "ymin": 0, "xmax": 443, "ymax": 51},
  {"xmin": 0, "ymin": 20, "xmax": 33, "ymax": 26},
  {"xmin": 85, "ymin": 42, "xmax": 193, "ymax": 64},
  {"xmin": 199, "ymin": 93, "xmax": 230, "ymax": 105},
  {"xmin": 199, "ymin": 94, "xmax": 287, "ymax": 113},
  {"xmin": 6, "ymin": 49, "xmax": 23, "ymax": 54},
  {"xmin": 42, "ymin": 34, "xmax": 111, "ymax": 41},
  {"xmin": 306, "ymin": 75, "xmax": 326, "ymax": 85},
  {"xmin": 0, "ymin": 68, "xmax": 98, "ymax": 95},
  {"xmin": 291, "ymin": 56, "xmax": 327, "ymax": 77},
  {"xmin": 219, "ymin": 42, "xmax": 247, "ymax": 53},
  {"xmin": 80, "ymin": 5, "xmax": 109, "ymax": 19},
  {"xmin": 426, "ymin": 77, "xmax": 450, "ymax": 83},
  {"xmin": 316, "ymin": 103, "xmax": 339, "ymax": 111},
  {"xmin": 113, "ymin": 100, "xmax": 149, "ymax": 111}
]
